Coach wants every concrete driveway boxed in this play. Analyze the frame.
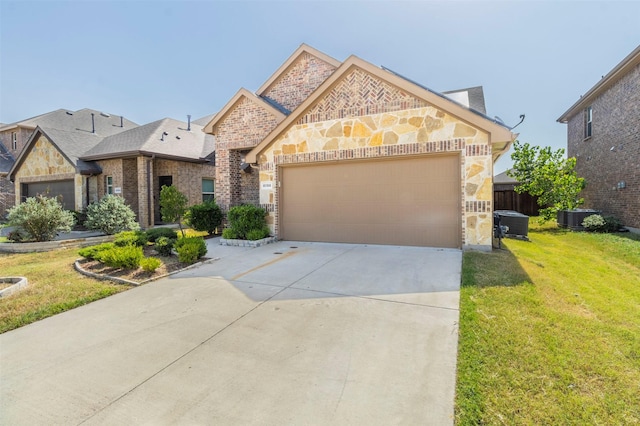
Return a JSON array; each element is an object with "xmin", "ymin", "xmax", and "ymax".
[{"xmin": 0, "ymin": 240, "xmax": 462, "ymax": 425}]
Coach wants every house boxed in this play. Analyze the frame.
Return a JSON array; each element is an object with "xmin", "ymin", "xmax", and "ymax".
[
  {"xmin": 493, "ymin": 170, "xmax": 539, "ymax": 216},
  {"xmin": 557, "ymin": 45, "xmax": 640, "ymax": 230},
  {"xmin": 205, "ymin": 44, "xmax": 517, "ymax": 250},
  {"xmin": 7, "ymin": 109, "xmax": 216, "ymax": 227}
]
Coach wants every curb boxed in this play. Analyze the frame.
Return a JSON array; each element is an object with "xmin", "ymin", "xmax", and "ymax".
[
  {"xmin": 219, "ymin": 236, "xmax": 278, "ymax": 247},
  {"xmin": 0, "ymin": 277, "xmax": 28, "ymax": 298}
]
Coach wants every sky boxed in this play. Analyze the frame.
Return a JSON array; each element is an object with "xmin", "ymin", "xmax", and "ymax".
[{"xmin": 1, "ymin": 1, "xmax": 639, "ymax": 173}]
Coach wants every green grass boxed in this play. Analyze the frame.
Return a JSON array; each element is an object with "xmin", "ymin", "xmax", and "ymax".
[
  {"xmin": 456, "ymin": 221, "xmax": 640, "ymax": 424},
  {"xmin": 0, "ymin": 249, "xmax": 128, "ymax": 333}
]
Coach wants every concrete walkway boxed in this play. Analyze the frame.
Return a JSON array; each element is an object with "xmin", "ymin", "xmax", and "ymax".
[{"xmin": 0, "ymin": 240, "xmax": 462, "ymax": 425}]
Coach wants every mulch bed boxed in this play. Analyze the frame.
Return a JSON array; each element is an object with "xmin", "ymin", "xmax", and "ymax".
[{"xmin": 77, "ymin": 246, "xmax": 207, "ymax": 284}]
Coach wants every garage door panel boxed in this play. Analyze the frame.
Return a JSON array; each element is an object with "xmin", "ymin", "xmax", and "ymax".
[
  {"xmin": 24, "ymin": 180, "xmax": 75, "ymax": 211},
  {"xmin": 281, "ymin": 155, "xmax": 461, "ymax": 248}
]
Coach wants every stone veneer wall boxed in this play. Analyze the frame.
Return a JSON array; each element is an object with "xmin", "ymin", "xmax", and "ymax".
[
  {"xmin": 0, "ymin": 175, "xmax": 15, "ymax": 217},
  {"xmin": 567, "ymin": 62, "xmax": 640, "ymax": 228},
  {"xmin": 261, "ymin": 52, "xmax": 337, "ymax": 112},
  {"xmin": 13, "ymin": 135, "xmax": 83, "ymax": 211},
  {"xmin": 257, "ymin": 106, "xmax": 494, "ymax": 248}
]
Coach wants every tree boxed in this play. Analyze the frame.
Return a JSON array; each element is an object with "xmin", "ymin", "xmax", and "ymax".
[
  {"xmin": 160, "ymin": 185, "xmax": 188, "ymax": 237},
  {"xmin": 508, "ymin": 140, "xmax": 586, "ymax": 221},
  {"xmin": 7, "ymin": 195, "xmax": 75, "ymax": 241},
  {"xmin": 187, "ymin": 199, "xmax": 223, "ymax": 235},
  {"xmin": 84, "ymin": 195, "xmax": 140, "ymax": 235}
]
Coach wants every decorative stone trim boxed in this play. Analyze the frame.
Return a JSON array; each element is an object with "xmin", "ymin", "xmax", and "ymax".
[
  {"xmin": 219, "ymin": 236, "xmax": 278, "ymax": 247},
  {"xmin": 0, "ymin": 277, "xmax": 28, "ymax": 298},
  {"xmin": 465, "ymin": 200, "xmax": 492, "ymax": 213}
]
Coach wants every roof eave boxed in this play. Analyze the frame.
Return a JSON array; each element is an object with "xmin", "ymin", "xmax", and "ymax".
[{"xmin": 557, "ymin": 44, "xmax": 640, "ymax": 123}]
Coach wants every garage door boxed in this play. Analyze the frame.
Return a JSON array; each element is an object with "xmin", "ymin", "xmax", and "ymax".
[
  {"xmin": 280, "ymin": 155, "xmax": 461, "ymax": 248},
  {"xmin": 23, "ymin": 180, "xmax": 75, "ymax": 210}
]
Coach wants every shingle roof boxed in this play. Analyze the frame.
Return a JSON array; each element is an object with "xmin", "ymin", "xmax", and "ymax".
[
  {"xmin": 443, "ymin": 86, "xmax": 487, "ymax": 115},
  {"xmin": 38, "ymin": 127, "xmax": 104, "ymax": 174},
  {"xmin": 494, "ymin": 170, "xmax": 518, "ymax": 185},
  {"xmin": 82, "ymin": 118, "xmax": 214, "ymax": 162},
  {"xmin": 0, "ymin": 108, "xmax": 138, "ymax": 135}
]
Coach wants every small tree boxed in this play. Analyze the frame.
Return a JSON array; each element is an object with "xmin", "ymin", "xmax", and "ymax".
[
  {"xmin": 7, "ymin": 195, "xmax": 75, "ymax": 241},
  {"xmin": 160, "ymin": 185, "xmax": 188, "ymax": 237},
  {"xmin": 85, "ymin": 195, "xmax": 140, "ymax": 235},
  {"xmin": 508, "ymin": 140, "xmax": 586, "ymax": 221},
  {"xmin": 188, "ymin": 199, "xmax": 223, "ymax": 235}
]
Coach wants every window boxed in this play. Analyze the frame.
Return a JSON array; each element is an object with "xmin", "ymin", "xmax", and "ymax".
[
  {"xmin": 106, "ymin": 176, "xmax": 113, "ymax": 195},
  {"xmin": 202, "ymin": 178, "xmax": 215, "ymax": 202},
  {"xmin": 11, "ymin": 132, "xmax": 17, "ymax": 150},
  {"xmin": 584, "ymin": 106, "xmax": 592, "ymax": 139}
]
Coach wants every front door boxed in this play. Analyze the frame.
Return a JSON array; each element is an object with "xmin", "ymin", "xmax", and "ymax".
[{"xmin": 155, "ymin": 176, "xmax": 173, "ymax": 223}]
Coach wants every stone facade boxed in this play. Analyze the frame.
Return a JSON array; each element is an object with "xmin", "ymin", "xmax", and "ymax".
[
  {"xmin": 566, "ymin": 62, "xmax": 640, "ymax": 228},
  {"xmin": 257, "ymin": 104, "xmax": 493, "ymax": 247}
]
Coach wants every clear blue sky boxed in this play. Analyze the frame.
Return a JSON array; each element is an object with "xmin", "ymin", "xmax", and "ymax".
[{"xmin": 1, "ymin": 1, "xmax": 638, "ymax": 173}]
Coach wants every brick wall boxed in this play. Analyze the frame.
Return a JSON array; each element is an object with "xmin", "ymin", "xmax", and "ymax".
[
  {"xmin": 0, "ymin": 127, "xmax": 33, "ymax": 160},
  {"xmin": 262, "ymin": 52, "xmax": 337, "ymax": 112},
  {"xmin": 567, "ymin": 63, "xmax": 640, "ymax": 228}
]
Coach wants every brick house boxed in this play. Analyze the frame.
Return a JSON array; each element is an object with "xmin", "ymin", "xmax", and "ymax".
[
  {"xmin": 7, "ymin": 109, "xmax": 216, "ymax": 227},
  {"xmin": 557, "ymin": 45, "xmax": 640, "ymax": 230},
  {"xmin": 205, "ymin": 44, "xmax": 517, "ymax": 250}
]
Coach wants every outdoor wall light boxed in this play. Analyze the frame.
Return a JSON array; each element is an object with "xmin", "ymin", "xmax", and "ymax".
[{"xmin": 617, "ymin": 181, "xmax": 626, "ymax": 190}]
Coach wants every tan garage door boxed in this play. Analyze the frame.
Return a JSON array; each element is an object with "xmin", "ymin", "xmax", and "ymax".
[
  {"xmin": 280, "ymin": 155, "xmax": 461, "ymax": 248},
  {"xmin": 23, "ymin": 180, "xmax": 75, "ymax": 211}
]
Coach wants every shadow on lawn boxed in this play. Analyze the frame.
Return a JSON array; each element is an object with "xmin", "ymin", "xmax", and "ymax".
[{"xmin": 462, "ymin": 241, "xmax": 532, "ymax": 289}]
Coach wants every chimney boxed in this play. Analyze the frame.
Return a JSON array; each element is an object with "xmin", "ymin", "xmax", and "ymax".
[
  {"xmin": 91, "ymin": 113, "xmax": 95, "ymax": 134},
  {"xmin": 120, "ymin": 116, "xmax": 124, "ymax": 128},
  {"xmin": 187, "ymin": 114, "xmax": 191, "ymax": 131}
]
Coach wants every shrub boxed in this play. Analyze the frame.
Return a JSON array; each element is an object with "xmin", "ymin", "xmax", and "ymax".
[
  {"xmin": 174, "ymin": 236, "xmax": 207, "ymax": 264},
  {"xmin": 246, "ymin": 227, "xmax": 270, "ymax": 241},
  {"xmin": 155, "ymin": 236, "xmax": 176, "ymax": 256},
  {"xmin": 160, "ymin": 185, "xmax": 188, "ymax": 237},
  {"xmin": 7, "ymin": 229, "xmax": 27, "ymax": 242},
  {"xmin": 188, "ymin": 200, "xmax": 223, "ymax": 235},
  {"xmin": 226, "ymin": 205, "xmax": 267, "ymax": 240},
  {"xmin": 582, "ymin": 214, "xmax": 622, "ymax": 233},
  {"xmin": 145, "ymin": 227, "xmax": 178, "ymax": 242},
  {"xmin": 221, "ymin": 228, "xmax": 238, "ymax": 239},
  {"xmin": 114, "ymin": 230, "xmax": 148, "ymax": 247},
  {"xmin": 78, "ymin": 243, "xmax": 115, "ymax": 260},
  {"xmin": 140, "ymin": 257, "xmax": 163, "ymax": 272},
  {"xmin": 7, "ymin": 195, "xmax": 75, "ymax": 242},
  {"xmin": 85, "ymin": 195, "xmax": 140, "ymax": 235},
  {"xmin": 96, "ymin": 245, "xmax": 143, "ymax": 269}
]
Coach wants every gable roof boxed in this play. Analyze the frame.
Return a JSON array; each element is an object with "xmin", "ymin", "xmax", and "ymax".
[
  {"xmin": 0, "ymin": 108, "xmax": 138, "ymax": 135},
  {"xmin": 247, "ymin": 55, "xmax": 516, "ymax": 163},
  {"xmin": 81, "ymin": 118, "xmax": 214, "ymax": 162},
  {"xmin": 9, "ymin": 126, "xmax": 104, "ymax": 179},
  {"xmin": 557, "ymin": 44, "xmax": 640, "ymax": 122},
  {"xmin": 202, "ymin": 88, "xmax": 286, "ymax": 134},
  {"xmin": 494, "ymin": 170, "xmax": 518, "ymax": 185},
  {"xmin": 256, "ymin": 43, "xmax": 341, "ymax": 97}
]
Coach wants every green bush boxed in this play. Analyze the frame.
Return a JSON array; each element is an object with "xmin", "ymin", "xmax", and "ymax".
[
  {"xmin": 84, "ymin": 195, "xmax": 140, "ymax": 235},
  {"xmin": 114, "ymin": 230, "xmax": 148, "ymax": 247},
  {"xmin": 96, "ymin": 245, "xmax": 143, "ymax": 269},
  {"xmin": 145, "ymin": 227, "xmax": 178, "ymax": 242},
  {"xmin": 155, "ymin": 236, "xmax": 176, "ymax": 256},
  {"xmin": 7, "ymin": 195, "xmax": 75, "ymax": 242},
  {"xmin": 221, "ymin": 228, "xmax": 238, "ymax": 239},
  {"xmin": 78, "ymin": 243, "xmax": 115, "ymax": 260},
  {"xmin": 188, "ymin": 200, "xmax": 223, "ymax": 235},
  {"xmin": 7, "ymin": 229, "xmax": 27, "ymax": 242},
  {"xmin": 140, "ymin": 257, "xmax": 163, "ymax": 272},
  {"xmin": 226, "ymin": 205, "xmax": 267, "ymax": 240},
  {"xmin": 174, "ymin": 236, "xmax": 207, "ymax": 264},
  {"xmin": 246, "ymin": 227, "xmax": 270, "ymax": 241},
  {"xmin": 582, "ymin": 214, "xmax": 622, "ymax": 233}
]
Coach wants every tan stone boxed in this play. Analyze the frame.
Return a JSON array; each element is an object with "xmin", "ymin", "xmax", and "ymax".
[
  {"xmin": 323, "ymin": 138, "xmax": 339, "ymax": 150},
  {"xmin": 476, "ymin": 177, "xmax": 492, "ymax": 199},
  {"xmin": 424, "ymin": 116, "xmax": 443, "ymax": 132},
  {"xmin": 467, "ymin": 215, "xmax": 477, "ymax": 229},
  {"xmin": 282, "ymin": 144, "xmax": 296, "ymax": 155},
  {"xmin": 361, "ymin": 116, "xmax": 377, "ymax": 131},
  {"xmin": 409, "ymin": 116, "xmax": 424, "ymax": 127},
  {"xmin": 436, "ymin": 110, "xmax": 445, "ymax": 118},
  {"xmin": 465, "ymin": 182, "xmax": 478, "ymax": 196},
  {"xmin": 343, "ymin": 125, "xmax": 352, "ymax": 137},
  {"xmin": 392, "ymin": 123, "xmax": 416, "ymax": 135},
  {"xmin": 352, "ymin": 121, "xmax": 372, "ymax": 137},
  {"xmin": 417, "ymin": 127, "xmax": 429, "ymax": 143},
  {"xmin": 326, "ymin": 122, "xmax": 343, "ymax": 137},
  {"xmin": 454, "ymin": 123, "xmax": 477, "ymax": 137},
  {"xmin": 383, "ymin": 131, "xmax": 399, "ymax": 145},
  {"xmin": 381, "ymin": 114, "xmax": 397, "ymax": 128},
  {"xmin": 298, "ymin": 140, "xmax": 308, "ymax": 153},
  {"xmin": 370, "ymin": 131, "xmax": 383, "ymax": 146},
  {"xmin": 466, "ymin": 163, "xmax": 484, "ymax": 180}
]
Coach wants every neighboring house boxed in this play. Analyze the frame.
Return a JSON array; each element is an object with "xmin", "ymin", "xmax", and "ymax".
[
  {"xmin": 493, "ymin": 170, "xmax": 539, "ymax": 216},
  {"xmin": 7, "ymin": 109, "xmax": 216, "ymax": 227},
  {"xmin": 558, "ymin": 45, "xmax": 640, "ymax": 229},
  {"xmin": 204, "ymin": 44, "xmax": 517, "ymax": 250}
]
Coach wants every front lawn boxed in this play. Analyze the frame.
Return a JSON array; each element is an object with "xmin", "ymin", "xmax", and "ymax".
[
  {"xmin": 0, "ymin": 249, "xmax": 128, "ymax": 333},
  {"xmin": 456, "ymin": 221, "xmax": 640, "ymax": 424}
]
